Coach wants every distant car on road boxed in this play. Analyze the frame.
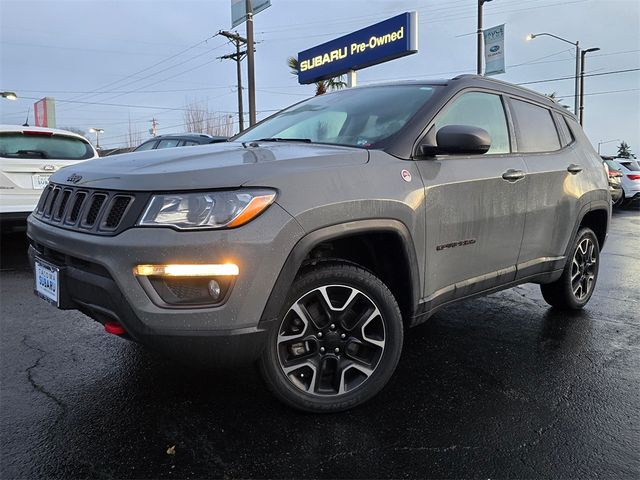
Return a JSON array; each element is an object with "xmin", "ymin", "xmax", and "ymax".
[
  {"xmin": 0, "ymin": 125, "xmax": 99, "ymax": 232},
  {"xmin": 134, "ymin": 133, "xmax": 227, "ymax": 152},
  {"xmin": 609, "ymin": 158, "xmax": 640, "ymax": 205}
]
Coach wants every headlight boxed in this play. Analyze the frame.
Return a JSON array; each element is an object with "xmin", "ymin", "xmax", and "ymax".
[{"xmin": 138, "ymin": 189, "xmax": 276, "ymax": 229}]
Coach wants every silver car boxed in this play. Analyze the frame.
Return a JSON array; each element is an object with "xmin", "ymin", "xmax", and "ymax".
[{"xmin": 27, "ymin": 75, "xmax": 610, "ymax": 412}]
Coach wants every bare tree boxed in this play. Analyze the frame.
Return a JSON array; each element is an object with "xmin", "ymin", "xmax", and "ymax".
[
  {"xmin": 126, "ymin": 116, "xmax": 142, "ymax": 148},
  {"xmin": 60, "ymin": 126, "xmax": 88, "ymax": 138},
  {"xmin": 184, "ymin": 100, "xmax": 236, "ymax": 137}
]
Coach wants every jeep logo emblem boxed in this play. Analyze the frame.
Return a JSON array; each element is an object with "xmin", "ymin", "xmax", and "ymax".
[{"xmin": 67, "ymin": 173, "xmax": 83, "ymax": 184}]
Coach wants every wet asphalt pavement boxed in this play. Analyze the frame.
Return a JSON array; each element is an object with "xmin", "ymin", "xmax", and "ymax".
[{"xmin": 1, "ymin": 208, "xmax": 638, "ymax": 479}]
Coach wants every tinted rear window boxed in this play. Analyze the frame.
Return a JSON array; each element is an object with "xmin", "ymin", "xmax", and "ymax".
[
  {"xmin": 0, "ymin": 132, "xmax": 94, "ymax": 160},
  {"xmin": 618, "ymin": 160, "xmax": 640, "ymax": 171},
  {"xmin": 510, "ymin": 99, "xmax": 561, "ymax": 153}
]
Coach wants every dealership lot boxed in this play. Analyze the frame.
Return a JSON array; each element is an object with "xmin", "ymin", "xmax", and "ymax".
[{"xmin": 1, "ymin": 207, "xmax": 638, "ymax": 479}]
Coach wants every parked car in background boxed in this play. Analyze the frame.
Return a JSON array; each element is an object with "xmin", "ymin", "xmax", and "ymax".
[
  {"xmin": 610, "ymin": 158, "xmax": 640, "ymax": 205},
  {"xmin": 0, "ymin": 125, "xmax": 99, "ymax": 232},
  {"xmin": 134, "ymin": 133, "xmax": 227, "ymax": 152},
  {"xmin": 602, "ymin": 159, "xmax": 624, "ymax": 207}
]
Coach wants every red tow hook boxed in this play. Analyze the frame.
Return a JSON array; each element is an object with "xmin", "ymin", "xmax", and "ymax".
[{"xmin": 104, "ymin": 321, "xmax": 126, "ymax": 335}]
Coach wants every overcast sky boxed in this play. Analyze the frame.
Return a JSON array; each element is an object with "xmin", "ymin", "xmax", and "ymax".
[{"xmin": 1, "ymin": 0, "xmax": 638, "ymax": 154}]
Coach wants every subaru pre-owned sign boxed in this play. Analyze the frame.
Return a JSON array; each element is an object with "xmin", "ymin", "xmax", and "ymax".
[{"xmin": 297, "ymin": 12, "xmax": 418, "ymax": 84}]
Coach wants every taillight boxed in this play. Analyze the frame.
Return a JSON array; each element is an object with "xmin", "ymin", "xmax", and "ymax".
[
  {"xmin": 22, "ymin": 130, "xmax": 54, "ymax": 136},
  {"xmin": 627, "ymin": 174, "xmax": 640, "ymax": 180},
  {"xmin": 608, "ymin": 170, "xmax": 622, "ymax": 177}
]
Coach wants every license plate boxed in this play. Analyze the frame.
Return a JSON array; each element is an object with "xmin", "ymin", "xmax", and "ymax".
[
  {"xmin": 34, "ymin": 259, "xmax": 59, "ymax": 306},
  {"xmin": 32, "ymin": 174, "xmax": 52, "ymax": 189}
]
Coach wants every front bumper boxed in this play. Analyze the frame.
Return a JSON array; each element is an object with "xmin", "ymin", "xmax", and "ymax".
[{"xmin": 27, "ymin": 204, "xmax": 305, "ymax": 364}]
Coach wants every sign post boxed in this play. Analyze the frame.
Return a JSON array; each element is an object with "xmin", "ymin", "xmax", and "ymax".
[
  {"xmin": 483, "ymin": 24, "xmax": 505, "ymax": 76},
  {"xmin": 296, "ymin": 12, "xmax": 418, "ymax": 85},
  {"xmin": 34, "ymin": 97, "xmax": 56, "ymax": 128}
]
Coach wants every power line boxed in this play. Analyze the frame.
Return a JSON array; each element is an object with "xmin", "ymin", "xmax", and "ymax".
[
  {"xmin": 65, "ymin": 33, "xmax": 221, "ymax": 104},
  {"xmin": 517, "ymin": 68, "xmax": 640, "ymax": 86}
]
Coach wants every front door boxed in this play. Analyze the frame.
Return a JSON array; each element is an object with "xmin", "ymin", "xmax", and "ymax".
[{"xmin": 415, "ymin": 90, "xmax": 528, "ymax": 307}]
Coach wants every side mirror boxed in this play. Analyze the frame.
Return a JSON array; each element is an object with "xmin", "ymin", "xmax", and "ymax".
[{"xmin": 420, "ymin": 125, "xmax": 491, "ymax": 156}]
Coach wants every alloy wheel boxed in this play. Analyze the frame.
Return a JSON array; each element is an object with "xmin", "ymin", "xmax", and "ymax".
[
  {"xmin": 277, "ymin": 285, "xmax": 386, "ymax": 396},
  {"xmin": 571, "ymin": 237, "xmax": 597, "ymax": 300}
]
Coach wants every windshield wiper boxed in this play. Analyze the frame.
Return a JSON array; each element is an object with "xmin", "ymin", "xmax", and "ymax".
[
  {"xmin": 6, "ymin": 149, "xmax": 49, "ymax": 158},
  {"xmin": 255, "ymin": 137, "xmax": 312, "ymax": 143}
]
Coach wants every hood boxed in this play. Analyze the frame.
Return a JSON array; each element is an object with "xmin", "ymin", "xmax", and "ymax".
[{"xmin": 50, "ymin": 142, "xmax": 369, "ymax": 191}]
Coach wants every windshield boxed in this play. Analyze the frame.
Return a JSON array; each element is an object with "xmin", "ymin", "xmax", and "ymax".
[
  {"xmin": 235, "ymin": 85, "xmax": 439, "ymax": 148},
  {"xmin": 0, "ymin": 132, "xmax": 95, "ymax": 160}
]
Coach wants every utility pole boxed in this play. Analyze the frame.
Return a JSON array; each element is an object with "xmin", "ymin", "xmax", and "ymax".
[
  {"xmin": 149, "ymin": 118, "xmax": 158, "ymax": 137},
  {"xmin": 245, "ymin": 0, "xmax": 257, "ymax": 126},
  {"xmin": 477, "ymin": 0, "xmax": 493, "ymax": 75},
  {"xmin": 219, "ymin": 30, "xmax": 247, "ymax": 132}
]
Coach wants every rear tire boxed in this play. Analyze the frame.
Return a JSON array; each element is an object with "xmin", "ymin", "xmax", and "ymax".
[
  {"xmin": 613, "ymin": 191, "xmax": 624, "ymax": 208},
  {"xmin": 540, "ymin": 227, "xmax": 600, "ymax": 310},
  {"xmin": 258, "ymin": 262, "xmax": 403, "ymax": 413}
]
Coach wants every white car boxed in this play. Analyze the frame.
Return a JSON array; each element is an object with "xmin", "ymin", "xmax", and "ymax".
[
  {"xmin": 610, "ymin": 158, "xmax": 640, "ymax": 205},
  {"xmin": 0, "ymin": 125, "xmax": 99, "ymax": 230}
]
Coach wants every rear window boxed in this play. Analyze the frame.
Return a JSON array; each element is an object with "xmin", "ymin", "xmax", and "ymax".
[
  {"xmin": 618, "ymin": 160, "xmax": 640, "ymax": 171},
  {"xmin": 0, "ymin": 132, "xmax": 94, "ymax": 160},
  {"xmin": 510, "ymin": 99, "xmax": 561, "ymax": 153}
]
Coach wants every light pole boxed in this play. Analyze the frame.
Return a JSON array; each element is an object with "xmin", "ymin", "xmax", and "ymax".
[
  {"xmin": 1, "ymin": 91, "xmax": 17, "ymax": 100},
  {"xmin": 89, "ymin": 128, "xmax": 104, "ymax": 150},
  {"xmin": 477, "ymin": 0, "xmax": 493, "ymax": 75},
  {"xmin": 597, "ymin": 139, "xmax": 619, "ymax": 155},
  {"xmin": 579, "ymin": 47, "xmax": 600, "ymax": 126},
  {"xmin": 245, "ymin": 0, "xmax": 256, "ymax": 126},
  {"xmin": 527, "ymin": 33, "xmax": 581, "ymax": 116}
]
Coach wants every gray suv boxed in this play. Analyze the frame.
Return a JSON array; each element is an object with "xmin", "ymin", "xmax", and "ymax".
[{"xmin": 27, "ymin": 75, "xmax": 610, "ymax": 412}]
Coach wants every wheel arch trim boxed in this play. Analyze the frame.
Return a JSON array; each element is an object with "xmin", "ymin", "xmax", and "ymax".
[{"xmin": 259, "ymin": 219, "xmax": 421, "ymax": 326}]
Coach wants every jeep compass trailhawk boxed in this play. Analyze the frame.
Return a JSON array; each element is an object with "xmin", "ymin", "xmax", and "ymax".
[{"xmin": 28, "ymin": 76, "xmax": 610, "ymax": 412}]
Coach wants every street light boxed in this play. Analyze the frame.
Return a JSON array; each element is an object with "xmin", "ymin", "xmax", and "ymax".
[
  {"xmin": 597, "ymin": 139, "xmax": 620, "ymax": 155},
  {"xmin": 89, "ymin": 128, "xmax": 104, "ymax": 150},
  {"xmin": 477, "ymin": 0, "xmax": 494, "ymax": 75},
  {"xmin": 1, "ymin": 91, "xmax": 17, "ymax": 100},
  {"xmin": 527, "ymin": 32, "xmax": 581, "ymax": 116},
  {"xmin": 579, "ymin": 47, "xmax": 601, "ymax": 126}
]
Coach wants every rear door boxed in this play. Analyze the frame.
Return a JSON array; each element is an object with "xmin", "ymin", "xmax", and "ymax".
[
  {"xmin": 415, "ymin": 90, "xmax": 528, "ymax": 306},
  {"xmin": 506, "ymin": 98, "xmax": 581, "ymax": 278}
]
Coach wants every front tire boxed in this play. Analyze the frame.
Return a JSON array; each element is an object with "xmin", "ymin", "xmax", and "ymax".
[
  {"xmin": 258, "ymin": 262, "xmax": 403, "ymax": 413},
  {"xmin": 540, "ymin": 227, "xmax": 600, "ymax": 309}
]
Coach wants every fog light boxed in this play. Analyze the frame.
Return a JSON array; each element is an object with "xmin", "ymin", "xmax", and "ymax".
[{"xmin": 208, "ymin": 279, "xmax": 221, "ymax": 300}]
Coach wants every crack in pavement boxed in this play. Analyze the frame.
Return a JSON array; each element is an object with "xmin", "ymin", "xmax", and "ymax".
[{"xmin": 21, "ymin": 335, "xmax": 68, "ymax": 430}]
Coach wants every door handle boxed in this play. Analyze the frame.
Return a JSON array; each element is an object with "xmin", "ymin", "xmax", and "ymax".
[
  {"xmin": 502, "ymin": 169, "xmax": 526, "ymax": 182},
  {"xmin": 567, "ymin": 164, "xmax": 583, "ymax": 174}
]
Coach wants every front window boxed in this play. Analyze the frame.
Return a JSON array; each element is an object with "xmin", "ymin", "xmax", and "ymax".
[
  {"xmin": 134, "ymin": 140, "xmax": 157, "ymax": 151},
  {"xmin": 0, "ymin": 132, "xmax": 95, "ymax": 160},
  {"xmin": 234, "ymin": 85, "xmax": 440, "ymax": 148},
  {"xmin": 434, "ymin": 91, "xmax": 510, "ymax": 154}
]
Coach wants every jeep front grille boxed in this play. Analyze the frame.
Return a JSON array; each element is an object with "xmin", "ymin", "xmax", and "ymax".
[{"xmin": 32, "ymin": 183, "xmax": 144, "ymax": 236}]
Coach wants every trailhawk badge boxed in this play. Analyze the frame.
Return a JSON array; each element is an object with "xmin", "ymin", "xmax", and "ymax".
[{"xmin": 401, "ymin": 169, "xmax": 412, "ymax": 182}]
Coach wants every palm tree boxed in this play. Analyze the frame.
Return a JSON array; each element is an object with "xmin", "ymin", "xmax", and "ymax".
[
  {"xmin": 287, "ymin": 57, "xmax": 347, "ymax": 96},
  {"xmin": 545, "ymin": 92, "xmax": 570, "ymax": 110},
  {"xmin": 616, "ymin": 141, "xmax": 635, "ymax": 159}
]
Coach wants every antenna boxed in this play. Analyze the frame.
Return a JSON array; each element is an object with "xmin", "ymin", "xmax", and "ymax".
[{"xmin": 23, "ymin": 106, "xmax": 30, "ymax": 127}]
